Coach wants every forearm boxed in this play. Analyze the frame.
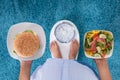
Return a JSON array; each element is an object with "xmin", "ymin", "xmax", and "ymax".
[
  {"xmin": 19, "ymin": 61, "xmax": 32, "ymax": 80},
  {"xmin": 95, "ymin": 60, "xmax": 112, "ymax": 80}
]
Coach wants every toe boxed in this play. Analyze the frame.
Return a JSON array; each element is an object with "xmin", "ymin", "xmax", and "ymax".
[
  {"xmin": 50, "ymin": 41, "xmax": 53, "ymax": 47},
  {"xmin": 74, "ymin": 39, "xmax": 79, "ymax": 46},
  {"xmin": 50, "ymin": 41, "xmax": 55, "ymax": 48},
  {"xmin": 54, "ymin": 41, "xmax": 58, "ymax": 47}
]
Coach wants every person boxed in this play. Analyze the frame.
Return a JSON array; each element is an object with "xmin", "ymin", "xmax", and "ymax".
[{"xmin": 19, "ymin": 39, "xmax": 112, "ymax": 80}]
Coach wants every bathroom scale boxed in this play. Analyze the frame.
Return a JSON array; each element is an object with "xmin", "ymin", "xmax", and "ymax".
[{"xmin": 50, "ymin": 20, "xmax": 80, "ymax": 59}]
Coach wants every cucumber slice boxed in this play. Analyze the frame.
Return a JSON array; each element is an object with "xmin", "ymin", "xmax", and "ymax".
[
  {"xmin": 99, "ymin": 34, "xmax": 106, "ymax": 39},
  {"xmin": 96, "ymin": 46, "xmax": 101, "ymax": 53},
  {"xmin": 93, "ymin": 53, "xmax": 101, "ymax": 57}
]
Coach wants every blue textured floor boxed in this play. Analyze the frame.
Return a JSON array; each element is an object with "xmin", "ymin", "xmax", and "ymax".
[{"xmin": 0, "ymin": 0, "xmax": 120, "ymax": 80}]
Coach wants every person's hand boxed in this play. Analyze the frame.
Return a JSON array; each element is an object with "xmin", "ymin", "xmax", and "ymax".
[
  {"xmin": 20, "ymin": 60, "xmax": 33, "ymax": 67},
  {"xmin": 94, "ymin": 59, "xmax": 112, "ymax": 80},
  {"xmin": 19, "ymin": 60, "xmax": 33, "ymax": 80},
  {"xmin": 94, "ymin": 59, "xmax": 108, "ymax": 67}
]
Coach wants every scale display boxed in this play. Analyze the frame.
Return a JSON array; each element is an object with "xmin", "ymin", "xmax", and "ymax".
[{"xmin": 54, "ymin": 22, "xmax": 75, "ymax": 43}]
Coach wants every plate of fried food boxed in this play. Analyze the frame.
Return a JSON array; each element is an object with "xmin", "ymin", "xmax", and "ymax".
[
  {"xmin": 84, "ymin": 30, "xmax": 114, "ymax": 59},
  {"xmin": 7, "ymin": 22, "xmax": 46, "ymax": 61}
]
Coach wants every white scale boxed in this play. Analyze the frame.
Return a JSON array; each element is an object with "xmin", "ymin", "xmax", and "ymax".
[{"xmin": 50, "ymin": 20, "xmax": 80, "ymax": 59}]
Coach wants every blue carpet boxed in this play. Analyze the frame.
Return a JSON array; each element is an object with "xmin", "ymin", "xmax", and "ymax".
[{"xmin": 0, "ymin": 0, "xmax": 120, "ymax": 80}]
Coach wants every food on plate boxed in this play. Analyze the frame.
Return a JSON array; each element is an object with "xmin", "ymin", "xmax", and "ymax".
[
  {"xmin": 84, "ymin": 30, "xmax": 113, "ymax": 58},
  {"xmin": 13, "ymin": 30, "xmax": 40, "ymax": 58}
]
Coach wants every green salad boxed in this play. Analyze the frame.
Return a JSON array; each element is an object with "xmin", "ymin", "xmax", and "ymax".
[{"xmin": 84, "ymin": 30, "xmax": 113, "ymax": 58}]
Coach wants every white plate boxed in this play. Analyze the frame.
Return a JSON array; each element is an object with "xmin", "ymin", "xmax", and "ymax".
[
  {"xmin": 7, "ymin": 22, "xmax": 46, "ymax": 61},
  {"xmin": 50, "ymin": 20, "xmax": 80, "ymax": 60},
  {"xmin": 84, "ymin": 30, "xmax": 114, "ymax": 59}
]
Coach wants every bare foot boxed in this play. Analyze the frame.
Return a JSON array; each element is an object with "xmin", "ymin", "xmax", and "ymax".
[
  {"xmin": 69, "ymin": 39, "xmax": 79, "ymax": 59},
  {"xmin": 50, "ymin": 41, "xmax": 62, "ymax": 58}
]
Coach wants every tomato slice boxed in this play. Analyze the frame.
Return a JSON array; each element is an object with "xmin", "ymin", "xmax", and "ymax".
[{"xmin": 93, "ymin": 34, "xmax": 99, "ymax": 41}]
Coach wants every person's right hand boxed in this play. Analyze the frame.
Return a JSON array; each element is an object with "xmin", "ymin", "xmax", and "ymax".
[
  {"xmin": 19, "ymin": 60, "xmax": 32, "ymax": 80},
  {"xmin": 20, "ymin": 60, "xmax": 33, "ymax": 67}
]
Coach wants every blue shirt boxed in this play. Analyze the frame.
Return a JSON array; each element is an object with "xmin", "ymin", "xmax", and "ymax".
[{"xmin": 31, "ymin": 58, "xmax": 98, "ymax": 80}]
